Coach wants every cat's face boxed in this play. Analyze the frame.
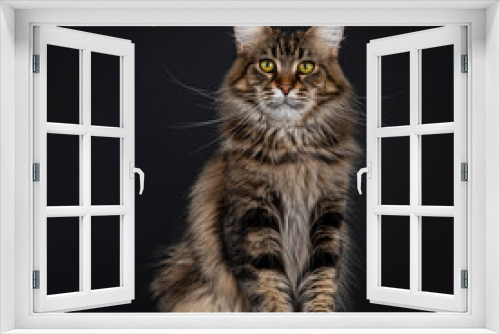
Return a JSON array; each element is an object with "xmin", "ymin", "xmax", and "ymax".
[{"xmin": 223, "ymin": 26, "xmax": 350, "ymax": 127}]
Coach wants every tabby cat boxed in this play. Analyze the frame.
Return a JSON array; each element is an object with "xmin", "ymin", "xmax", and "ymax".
[{"xmin": 151, "ymin": 26, "xmax": 360, "ymax": 312}]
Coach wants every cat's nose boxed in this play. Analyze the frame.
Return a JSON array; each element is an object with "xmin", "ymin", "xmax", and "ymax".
[{"xmin": 279, "ymin": 84, "xmax": 292, "ymax": 96}]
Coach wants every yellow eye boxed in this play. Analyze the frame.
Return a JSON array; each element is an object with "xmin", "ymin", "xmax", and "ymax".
[
  {"xmin": 259, "ymin": 59, "xmax": 276, "ymax": 73},
  {"xmin": 298, "ymin": 61, "xmax": 315, "ymax": 74}
]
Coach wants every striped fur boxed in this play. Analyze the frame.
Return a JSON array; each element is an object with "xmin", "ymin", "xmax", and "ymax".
[{"xmin": 151, "ymin": 26, "xmax": 360, "ymax": 312}]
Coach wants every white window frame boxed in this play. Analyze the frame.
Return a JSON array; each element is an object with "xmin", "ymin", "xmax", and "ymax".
[
  {"xmin": 0, "ymin": 1, "xmax": 499, "ymax": 334},
  {"xmin": 365, "ymin": 26, "xmax": 468, "ymax": 312}
]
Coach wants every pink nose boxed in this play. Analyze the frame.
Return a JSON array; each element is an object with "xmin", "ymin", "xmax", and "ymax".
[{"xmin": 279, "ymin": 84, "xmax": 292, "ymax": 95}]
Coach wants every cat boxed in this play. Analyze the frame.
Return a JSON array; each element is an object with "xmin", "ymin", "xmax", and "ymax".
[{"xmin": 151, "ymin": 26, "xmax": 360, "ymax": 312}]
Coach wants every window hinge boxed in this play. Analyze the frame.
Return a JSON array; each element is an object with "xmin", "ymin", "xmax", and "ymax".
[
  {"xmin": 461, "ymin": 54, "xmax": 468, "ymax": 73},
  {"xmin": 33, "ymin": 54, "xmax": 40, "ymax": 73},
  {"xmin": 33, "ymin": 270, "xmax": 40, "ymax": 289},
  {"xmin": 461, "ymin": 270, "xmax": 468, "ymax": 289},
  {"xmin": 461, "ymin": 162, "xmax": 468, "ymax": 181},
  {"xmin": 33, "ymin": 163, "xmax": 40, "ymax": 182}
]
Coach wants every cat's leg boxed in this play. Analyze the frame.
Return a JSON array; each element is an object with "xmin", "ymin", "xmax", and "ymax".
[
  {"xmin": 299, "ymin": 211, "xmax": 346, "ymax": 312},
  {"xmin": 223, "ymin": 207, "xmax": 294, "ymax": 312}
]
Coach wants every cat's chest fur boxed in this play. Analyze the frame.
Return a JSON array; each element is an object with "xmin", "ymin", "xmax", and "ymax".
[{"xmin": 267, "ymin": 161, "xmax": 323, "ymax": 289}]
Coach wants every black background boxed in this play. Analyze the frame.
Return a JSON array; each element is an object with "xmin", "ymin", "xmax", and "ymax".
[{"xmin": 45, "ymin": 26, "xmax": 455, "ymax": 312}]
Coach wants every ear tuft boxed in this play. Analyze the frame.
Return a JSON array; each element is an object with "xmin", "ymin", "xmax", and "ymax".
[
  {"xmin": 306, "ymin": 26, "xmax": 345, "ymax": 56},
  {"xmin": 234, "ymin": 26, "xmax": 270, "ymax": 53}
]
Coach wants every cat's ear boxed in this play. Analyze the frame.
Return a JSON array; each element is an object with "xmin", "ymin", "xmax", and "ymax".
[
  {"xmin": 306, "ymin": 26, "xmax": 345, "ymax": 56},
  {"xmin": 233, "ymin": 26, "xmax": 271, "ymax": 53}
]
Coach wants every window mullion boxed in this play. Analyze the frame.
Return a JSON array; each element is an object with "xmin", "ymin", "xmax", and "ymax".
[
  {"xmin": 79, "ymin": 49, "xmax": 84, "ymax": 295},
  {"xmin": 78, "ymin": 49, "xmax": 84, "ymax": 299},
  {"xmin": 409, "ymin": 48, "xmax": 420, "ymax": 294},
  {"xmin": 78, "ymin": 46, "xmax": 84, "ymax": 297},
  {"xmin": 82, "ymin": 214, "xmax": 91, "ymax": 293},
  {"xmin": 82, "ymin": 47, "xmax": 92, "ymax": 294}
]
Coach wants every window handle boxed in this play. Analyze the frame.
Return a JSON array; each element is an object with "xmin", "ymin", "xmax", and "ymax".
[
  {"xmin": 357, "ymin": 162, "xmax": 371, "ymax": 195},
  {"xmin": 129, "ymin": 162, "xmax": 145, "ymax": 195}
]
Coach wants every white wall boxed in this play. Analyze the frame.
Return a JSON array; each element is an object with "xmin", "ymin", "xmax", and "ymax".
[
  {"xmin": 485, "ymin": 2, "xmax": 500, "ymax": 333},
  {"xmin": 0, "ymin": 2, "xmax": 16, "ymax": 333}
]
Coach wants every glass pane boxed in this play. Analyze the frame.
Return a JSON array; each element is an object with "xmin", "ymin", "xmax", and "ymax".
[
  {"xmin": 421, "ymin": 45, "xmax": 454, "ymax": 124},
  {"xmin": 421, "ymin": 133, "xmax": 454, "ymax": 206},
  {"xmin": 381, "ymin": 215, "xmax": 410, "ymax": 290},
  {"xmin": 91, "ymin": 52, "xmax": 121, "ymax": 127},
  {"xmin": 91, "ymin": 216, "xmax": 121, "ymax": 290},
  {"xmin": 91, "ymin": 137, "xmax": 121, "ymax": 205},
  {"xmin": 47, "ymin": 134, "xmax": 80, "ymax": 206},
  {"xmin": 47, "ymin": 217, "xmax": 80, "ymax": 295},
  {"xmin": 381, "ymin": 52, "xmax": 410, "ymax": 127},
  {"xmin": 381, "ymin": 136, "xmax": 410, "ymax": 205},
  {"xmin": 47, "ymin": 45, "xmax": 80, "ymax": 124},
  {"xmin": 421, "ymin": 217, "xmax": 454, "ymax": 294}
]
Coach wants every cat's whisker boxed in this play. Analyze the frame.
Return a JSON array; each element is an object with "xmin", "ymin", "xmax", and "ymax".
[
  {"xmin": 169, "ymin": 119, "xmax": 226, "ymax": 129},
  {"xmin": 189, "ymin": 107, "xmax": 256, "ymax": 154},
  {"xmin": 189, "ymin": 135, "xmax": 224, "ymax": 154},
  {"xmin": 163, "ymin": 68, "xmax": 219, "ymax": 101},
  {"xmin": 190, "ymin": 119, "xmax": 248, "ymax": 154},
  {"xmin": 170, "ymin": 101, "xmax": 255, "ymax": 130},
  {"xmin": 224, "ymin": 104, "xmax": 263, "ymax": 139},
  {"xmin": 193, "ymin": 102, "xmax": 219, "ymax": 111},
  {"xmin": 175, "ymin": 109, "xmax": 249, "ymax": 128}
]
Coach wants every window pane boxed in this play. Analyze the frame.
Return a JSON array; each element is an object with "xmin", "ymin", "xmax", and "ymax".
[
  {"xmin": 421, "ymin": 217, "xmax": 454, "ymax": 294},
  {"xmin": 47, "ymin": 134, "xmax": 80, "ymax": 206},
  {"xmin": 421, "ymin": 45, "xmax": 454, "ymax": 124},
  {"xmin": 47, "ymin": 45, "xmax": 80, "ymax": 124},
  {"xmin": 91, "ymin": 216, "xmax": 121, "ymax": 290},
  {"xmin": 421, "ymin": 133, "xmax": 454, "ymax": 206},
  {"xmin": 381, "ymin": 52, "xmax": 410, "ymax": 127},
  {"xmin": 91, "ymin": 137, "xmax": 121, "ymax": 205},
  {"xmin": 47, "ymin": 217, "xmax": 80, "ymax": 295},
  {"xmin": 381, "ymin": 215, "xmax": 410, "ymax": 290},
  {"xmin": 91, "ymin": 52, "xmax": 120, "ymax": 127},
  {"xmin": 381, "ymin": 136, "xmax": 410, "ymax": 205}
]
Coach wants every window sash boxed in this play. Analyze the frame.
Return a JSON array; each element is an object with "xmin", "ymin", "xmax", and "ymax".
[
  {"xmin": 366, "ymin": 26, "xmax": 468, "ymax": 312},
  {"xmin": 33, "ymin": 26, "xmax": 135, "ymax": 313}
]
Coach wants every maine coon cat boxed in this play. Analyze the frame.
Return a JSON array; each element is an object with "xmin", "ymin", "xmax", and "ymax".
[{"xmin": 151, "ymin": 26, "xmax": 360, "ymax": 312}]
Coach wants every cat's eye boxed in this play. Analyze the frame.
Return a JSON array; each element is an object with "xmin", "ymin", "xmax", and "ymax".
[
  {"xmin": 259, "ymin": 59, "xmax": 276, "ymax": 73},
  {"xmin": 297, "ymin": 61, "xmax": 315, "ymax": 74}
]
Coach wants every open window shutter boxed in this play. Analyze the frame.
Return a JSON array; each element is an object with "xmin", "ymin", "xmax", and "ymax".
[
  {"xmin": 364, "ymin": 26, "xmax": 467, "ymax": 312},
  {"xmin": 33, "ymin": 26, "xmax": 135, "ymax": 312}
]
